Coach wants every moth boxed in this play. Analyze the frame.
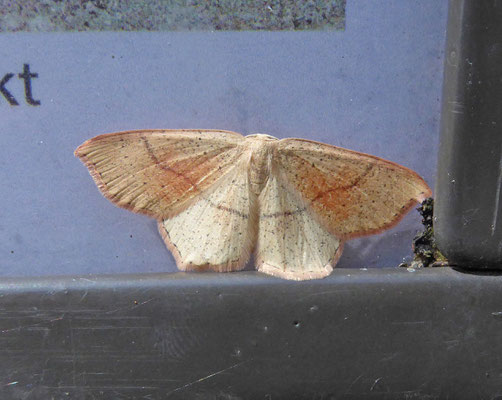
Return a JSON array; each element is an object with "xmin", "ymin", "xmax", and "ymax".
[{"xmin": 75, "ymin": 130, "xmax": 431, "ymax": 280}]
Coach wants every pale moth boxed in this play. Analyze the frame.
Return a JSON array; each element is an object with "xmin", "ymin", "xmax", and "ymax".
[{"xmin": 75, "ymin": 130, "xmax": 431, "ymax": 280}]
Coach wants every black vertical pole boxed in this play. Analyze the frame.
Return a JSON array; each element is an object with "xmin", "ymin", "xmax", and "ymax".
[{"xmin": 435, "ymin": 0, "xmax": 502, "ymax": 268}]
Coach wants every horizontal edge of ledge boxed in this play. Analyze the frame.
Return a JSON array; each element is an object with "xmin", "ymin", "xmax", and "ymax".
[{"xmin": 0, "ymin": 266, "xmax": 495, "ymax": 292}]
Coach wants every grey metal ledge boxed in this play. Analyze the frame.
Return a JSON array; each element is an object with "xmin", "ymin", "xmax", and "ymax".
[{"xmin": 1, "ymin": 267, "xmax": 501, "ymax": 399}]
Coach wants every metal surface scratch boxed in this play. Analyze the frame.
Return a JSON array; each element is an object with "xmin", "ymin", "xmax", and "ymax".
[
  {"xmin": 390, "ymin": 320, "xmax": 427, "ymax": 325},
  {"xmin": 370, "ymin": 377, "xmax": 383, "ymax": 391},
  {"xmin": 105, "ymin": 298, "xmax": 154, "ymax": 314},
  {"xmin": 79, "ymin": 290, "xmax": 89, "ymax": 302},
  {"xmin": 448, "ymin": 100, "xmax": 465, "ymax": 114},
  {"xmin": 69, "ymin": 319, "xmax": 77, "ymax": 386},
  {"xmin": 297, "ymin": 289, "xmax": 351, "ymax": 301},
  {"xmin": 344, "ymin": 373, "xmax": 363, "ymax": 394},
  {"xmin": 491, "ymin": 146, "xmax": 502, "ymax": 236},
  {"xmin": 166, "ymin": 360, "xmax": 248, "ymax": 397},
  {"xmin": 0, "ymin": 315, "xmax": 64, "ymax": 333}
]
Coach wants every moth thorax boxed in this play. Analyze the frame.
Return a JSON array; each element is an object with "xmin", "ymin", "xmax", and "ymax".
[{"xmin": 246, "ymin": 140, "xmax": 273, "ymax": 195}]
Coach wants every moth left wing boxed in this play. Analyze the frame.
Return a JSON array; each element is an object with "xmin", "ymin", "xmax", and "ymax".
[
  {"xmin": 158, "ymin": 158, "xmax": 256, "ymax": 272},
  {"xmin": 75, "ymin": 129, "xmax": 244, "ymax": 219},
  {"xmin": 273, "ymin": 138, "xmax": 432, "ymax": 239}
]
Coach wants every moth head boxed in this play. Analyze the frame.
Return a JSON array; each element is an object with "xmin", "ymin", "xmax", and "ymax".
[{"xmin": 245, "ymin": 133, "xmax": 278, "ymax": 141}]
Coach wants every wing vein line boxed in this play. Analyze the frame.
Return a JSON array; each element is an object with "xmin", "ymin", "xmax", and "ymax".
[
  {"xmin": 140, "ymin": 134, "xmax": 201, "ymax": 193},
  {"xmin": 285, "ymin": 152, "xmax": 375, "ymax": 202}
]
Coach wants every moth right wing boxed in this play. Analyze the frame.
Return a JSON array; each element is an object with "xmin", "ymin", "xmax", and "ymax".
[
  {"xmin": 273, "ymin": 138, "xmax": 432, "ymax": 239},
  {"xmin": 75, "ymin": 129, "xmax": 244, "ymax": 219},
  {"xmin": 256, "ymin": 169, "xmax": 343, "ymax": 280}
]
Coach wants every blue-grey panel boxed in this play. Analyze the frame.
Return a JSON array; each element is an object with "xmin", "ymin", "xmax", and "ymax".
[{"xmin": 0, "ymin": 0, "xmax": 447, "ymax": 276}]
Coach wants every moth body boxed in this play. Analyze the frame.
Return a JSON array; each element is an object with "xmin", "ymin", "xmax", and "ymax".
[{"xmin": 242, "ymin": 134, "xmax": 278, "ymax": 196}]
